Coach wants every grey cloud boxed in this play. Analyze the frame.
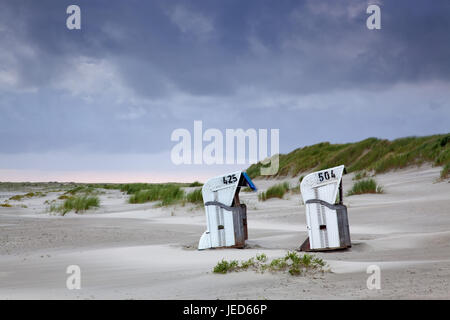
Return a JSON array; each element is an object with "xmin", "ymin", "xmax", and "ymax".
[
  {"xmin": 2, "ymin": 0, "xmax": 450, "ymax": 97},
  {"xmin": 0, "ymin": 0, "xmax": 449, "ymax": 173}
]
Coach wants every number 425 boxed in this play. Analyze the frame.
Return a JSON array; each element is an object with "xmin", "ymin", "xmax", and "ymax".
[{"xmin": 223, "ymin": 174, "xmax": 238, "ymax": 185}]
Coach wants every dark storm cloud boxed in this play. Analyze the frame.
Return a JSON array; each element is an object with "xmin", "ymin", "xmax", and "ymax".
[
  {"xmin": 0, "ymin": 0, "xmax": 449, "ymax": 161},
  {"xmin": 3, "ymin": 0, "xmax": 449, "ymax": 96}
]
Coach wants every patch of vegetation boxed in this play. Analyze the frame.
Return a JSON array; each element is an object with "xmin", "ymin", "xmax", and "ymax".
[
  {"xmin": 1, "ymin": 203, "xmax": 12, "ymax": 208},
  {"xmin": 125, "ymin": 183, "xmax": 208, "ymax": 206},
  {"xmin": 247, "ymin": 134, "xmax": 450, "ymax": 180},
  {"xmin": 120, "ymin": 182, "xmax": 191, "ymax": 194},
  {"xmin": 0, "ymin": 182, "xmax": 62, "ymax": 192},
  {"xmin": 85, "ymin": 183, "xmax": 123, "ymax": 190},
  {"xmin": 64, "ymin": 186, "xmax": 100, "ymax": 196},
  {"xmin": 121, "ymin": 183, "xmax": 156, "ymax": 195},
  {"xmin": 128, "ymin": 184, "xmax": 185, "ymax": 206},
  {"xmin": 213, "ymin": 252, "xmax": 326, "ymax": 276},
  {"xmin": 213, "ymin": 254, "xmax": 268, "ymax": 274},
  {"xmin": 185, "ymin": 188, "xmax": 203, "ymax": 204},
  {"xmin": 213, "ymin": 259, "xmax": 240, "ymax": 274},
  {"xmin": 50, "ymin": 196, "xmax": 100, "ymax": 215},
  {"xmin": 241, "ymin": 187, "xmax": 254, "ymax": 192},
  {"xmin": 9, "ymin": 192, "xmax": 46, "ymax": 201},
  {"xmin": 441, "ymin": 163, "xmax": 450, "ymax": 180},
  {"xmin": 347, "ymin": 178, "xmax": 383, "ymax": 196},
  {"xmin": 258, "ymin": 182, "xmax": 290, "ymax": 201},
  {"xmin": 8, "ymin": 195, "xmax": 23, "ymax": 201},
  {"xmin": 86, "ymin": 182, "xmax": 200, "ymax": 191}
]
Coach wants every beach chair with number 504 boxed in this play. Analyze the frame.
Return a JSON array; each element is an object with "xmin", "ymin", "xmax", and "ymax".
[{"xmin": 300, "ymin": 165, "xmax": 351, "ymax": 252}]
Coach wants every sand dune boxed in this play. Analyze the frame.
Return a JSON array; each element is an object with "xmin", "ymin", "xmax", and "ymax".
[{"xmin": 0, "ymin": 165, "xmax": 449, "ymax": 299}]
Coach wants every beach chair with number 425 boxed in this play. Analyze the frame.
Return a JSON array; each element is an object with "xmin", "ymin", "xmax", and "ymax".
[{"xmin": 198, "ymin": 171, "xmax": 257, "ymax": 250}]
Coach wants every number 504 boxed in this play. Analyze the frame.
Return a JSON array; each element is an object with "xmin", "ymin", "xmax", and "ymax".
[{"xmin": 318, "ymin": 170, "xmax": 336, "ymax": 182}]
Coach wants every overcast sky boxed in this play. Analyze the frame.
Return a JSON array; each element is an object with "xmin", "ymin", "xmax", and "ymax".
[{"xmin": 1, "ymin": 0, "xmax": 449, "ymax": 182}]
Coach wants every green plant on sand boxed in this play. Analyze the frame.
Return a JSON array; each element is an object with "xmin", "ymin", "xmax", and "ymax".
[
  {"xmin": 258, "ymin": 182, "xmax": 290, "ymax": 201},
  {"xmin": 213, "ymin": 252, "xmax": 326, "ymax": 276},
  {"xmin": 9, "ymin": 192, "xmax": 46, "ymax": 201},
  {"xmin": 128, "ymin": 184, "xmax": 185, "ymax": 206},
  {"xmin": 50, "ymin": 195, "xmax": 100, "ymax": 215},
  {"xmin": 347, "ymin": 178, "xmax": 383, "ymax": 196},
  {"xmin": 185, "ymin": 188, "xmax": 203, "ymax": 204}
]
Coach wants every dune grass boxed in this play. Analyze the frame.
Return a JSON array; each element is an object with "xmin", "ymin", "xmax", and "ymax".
[
  {"xmin": 441, "ymin": 163, "xmax": 450, "ymax": 179},
  {"xmin": 185, "ymin": 188, "xmax": 203, "ymax": 204},
  {"xmin": 347, "ymin": 178, "xmax": 383, "ymax": 196},
  {"xmin": 247, "ymin": 134, "xmax": 450, "ymax": 179},
  {"xmin": 258, "ymin": 182, "xmax": 291, "ymax": 201},
  {"xmin": 64, "ymin": 186, "xmax": 99, "ymax": 195},
  {"xmin": 85, "ymin": 183, "xmax": 123, "ymax": 190},
  {"xmin": 58, "ymin": 194, "xmax": 72, "ymax": 200},
  {"xmin": 128, "ymin": 184, "xmax": 185, "ymax": 206},
  {"xmin": 9, "ymin": 194, "xmax": 25, "ymax": 201},
  {"xmin": 9, "ymin": 192, "xmax": 46, "ymax": 201},
  {"xmin": 213, "ymin": 252, "xmax": 326, "ymax": 276},
  {"xmin": 2, "ymin": 181, "xmax": 207, "ymax": 208},
  {"xmin": 50, "ymin": 195, "xmax": 100, "ymax": 215},
  {"xmin": 0, "ymin": 182, "xmax": 63, "ymax": 192},
  {"xmin": 120, "ymin": 183, "xmax": 154, "ymax": 195},
  {"xmin": 124, "ymin": 183, "xmax": 208, "ymax": 206}
]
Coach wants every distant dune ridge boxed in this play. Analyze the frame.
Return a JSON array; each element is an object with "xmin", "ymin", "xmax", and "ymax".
[{"xmin": 247, "ymin": 134, "xmax": 450, "ymax": 179}]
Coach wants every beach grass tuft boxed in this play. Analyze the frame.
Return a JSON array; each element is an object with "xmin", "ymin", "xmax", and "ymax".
[
  {"xmin": 185, "ymin": 188, "xmax": 203, "ymax": 204},
  {"xmin": 124, "ymin": 182, "xmax": 207, "ymax": 206},
  {"xmin": 347, "ymin": 178, "xmax": 383, "ymax": 196},
  {"xmin": 9, "ymin": 192, "xmax": 46, "ymax": 201},
  {"xmin": 258, "ymin": 182, "xmax": 291, "ymax": 201},
  {"xmin": 128, "ymin": 184, "xmax": 185, "ymax": 206},
  {"xmin": 441, "ymin": 163, "xmax": 450, "ymax": 180},
  {"xmin": 64, "ymin": 185, "xmax": 100, "ymax": 196},
  {"xmin": 50, "ymin": 195, "xmax": 100, "ymax": 215},
  {"xmin": 213, "ymin": 259, "xmax": 240, "ymax": 274}
]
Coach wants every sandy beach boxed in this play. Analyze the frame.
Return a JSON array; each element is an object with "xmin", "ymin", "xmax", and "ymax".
[{"xmin": 0, "ymin": 165, "xmax": 449, "ymax": 299}]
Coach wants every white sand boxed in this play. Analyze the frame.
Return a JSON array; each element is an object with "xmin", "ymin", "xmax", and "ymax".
[{"xmin": 0, "ymin": 165, "xmax": 449, "ymax": 299}]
